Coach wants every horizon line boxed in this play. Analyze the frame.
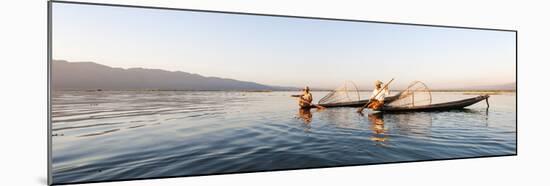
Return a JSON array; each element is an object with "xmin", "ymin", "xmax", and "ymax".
[{"xmin": 52, "ymin": 59, "xmax": 516, "ymax": 90}]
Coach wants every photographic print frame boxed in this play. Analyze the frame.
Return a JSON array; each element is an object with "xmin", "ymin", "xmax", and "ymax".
[{"xmin": 48, "ymin": 1, "xmax": 517, "ymax": 185}]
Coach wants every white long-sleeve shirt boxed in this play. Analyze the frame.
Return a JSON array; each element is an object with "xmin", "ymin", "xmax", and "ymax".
[{"xmin": 370, "ymin": 87, "xmax": 389, "ymax": 101}]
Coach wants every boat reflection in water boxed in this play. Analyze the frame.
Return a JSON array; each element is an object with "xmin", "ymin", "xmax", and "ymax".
[
  {"xmin": 368, "ymin": 113, "xmax": 388, "ymax": 142},
  {"xmin": 391, "ymin": 112, "xmax": 433, "ymax": 138},
  {"xmin": 319, "ymin": 109, "xmax": 364, "ymax": 130}
]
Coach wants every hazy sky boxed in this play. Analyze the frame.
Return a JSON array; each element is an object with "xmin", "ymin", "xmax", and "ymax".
[{"xmin": 52, "ymin": 2, "xmax": 515, "ymax": 89}]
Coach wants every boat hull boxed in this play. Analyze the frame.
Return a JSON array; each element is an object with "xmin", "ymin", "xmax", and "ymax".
[
  {"xmin": 300, "ymin": 95, "xmax": 399, "ymax": 109},
  {"xmin": 300, "ymin": 95, "xmax": 490, "ymax": 112},
  {"xmin": 377, "ymin": 95, "xmax": 490, "ymax": 112}
]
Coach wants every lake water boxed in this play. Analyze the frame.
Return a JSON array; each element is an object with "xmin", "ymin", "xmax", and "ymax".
[{"xmin": 51, "ymin": 91, "xmax": 516, "ymax": 184}]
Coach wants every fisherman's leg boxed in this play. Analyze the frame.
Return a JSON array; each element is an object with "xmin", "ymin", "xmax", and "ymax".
[
  {"xmin": 367, "ymin": 102, "xmax": 374, "ymax": 109},
  {"xmin": 371, "ymin": 100, "xmax": 383, "ymax": 110},
  {"xmin": 367, "ymin": 100, "xmax": 378, "ymax": 109}
]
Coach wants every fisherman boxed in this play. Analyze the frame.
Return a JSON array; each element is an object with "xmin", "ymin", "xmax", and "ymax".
[
  {"xmin": 291, "ymin": 86, "xmax": 314, "ymax": 108},
  {"xmin": 367, "ymin": 80, "xmax": 390, "ymax": 110}
]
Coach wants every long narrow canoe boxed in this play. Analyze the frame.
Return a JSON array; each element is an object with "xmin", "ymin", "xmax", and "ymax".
[
  {"xmin": 300, "ymin": 95, "xmax": 490, "ymax": 112},
  {"xmin": 301, "ymin": 95, "xmax": 400, "ymax": 109},
  {"xmin": 377, "ymin": 95, "xmax": 490, "ymax": 112}
]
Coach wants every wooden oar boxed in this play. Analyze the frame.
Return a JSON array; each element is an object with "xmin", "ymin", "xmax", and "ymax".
[
  {"xmin": 308, "ymin": 103, "xmax": 326, "ymax": 110},
  {"xmin": 357, "ymin": 78, "xmax": 394, "ymax": 113}
]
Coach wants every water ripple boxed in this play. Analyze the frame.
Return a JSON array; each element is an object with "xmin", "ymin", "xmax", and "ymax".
[{"xmin": 51, "ymin": 91, "xmax": 516, "ymax": 184}]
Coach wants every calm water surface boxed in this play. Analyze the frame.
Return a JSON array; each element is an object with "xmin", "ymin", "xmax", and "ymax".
[{"xmin": 51, "ymin": 91, "xmax": 516, "ymax": 183}]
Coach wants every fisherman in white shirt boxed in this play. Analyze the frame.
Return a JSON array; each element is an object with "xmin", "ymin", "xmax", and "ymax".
[{"xmin": 367, "ymin": 80, "xmax": 390, "ymax": 110}]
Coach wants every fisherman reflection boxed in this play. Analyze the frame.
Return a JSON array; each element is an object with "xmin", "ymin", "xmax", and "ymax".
[
  {"xmin": 298, "ymin": 108, "xmax": 313, "ymax": 124},
  {"xmin": 368, "ymin": 113, "xmax": 388, "ymax": 142}
]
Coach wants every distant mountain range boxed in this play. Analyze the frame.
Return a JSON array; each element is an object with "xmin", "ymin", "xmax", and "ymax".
[
  {"xmin": 52, "ymin": 60, "xmax": 515, "ymax": 91},
  {"xmin": 52, "ymin": 60, "xmax": 295, "ymax": 91}
]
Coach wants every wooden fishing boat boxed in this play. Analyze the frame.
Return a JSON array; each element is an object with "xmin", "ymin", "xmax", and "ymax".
[
  {"xmin": 301, "ymin": 95, "xmax": 489, "ymax": 112},
  {"xmin": 376, "ymin": 95, "xmax": 490, "ymax": 112},
  {"xmin": 299, "ymin": 80, "xmax": 489, "ymax": 112},
  {"xmin": 301, "ymin": 95, "xmax": 399, "ymax": 109}
]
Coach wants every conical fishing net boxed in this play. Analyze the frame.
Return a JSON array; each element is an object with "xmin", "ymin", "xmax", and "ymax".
[
  {"xmin": 387, "ymin": 81, "xmax": 432, "ymax": 107},
  {"xmin": 319, "ymin": 81, "xmax": 361, "ymax": 104}
]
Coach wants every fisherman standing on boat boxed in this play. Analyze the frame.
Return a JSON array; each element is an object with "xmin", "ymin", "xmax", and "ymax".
[
  {"xmin": 291, "ymin": 86, "xmax": 314, "ymax": 108},
  {"xmin": 367, "ymin": 80, "xmax": 390, "ymax": 110}
]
